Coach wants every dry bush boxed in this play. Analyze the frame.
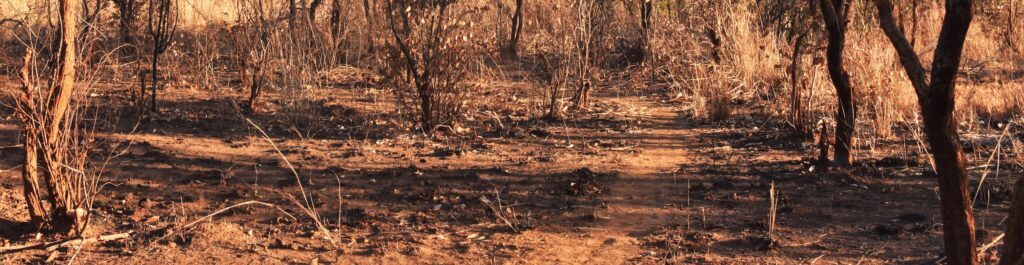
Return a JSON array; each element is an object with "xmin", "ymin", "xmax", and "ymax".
[
  {"xmin": 646, "ymin": 0, "xmax": 782, "ymax": 121},
  {"xmin": 382, "ymin": 0, "xmax": 484, "ymax": 131},
  {"xmin": 5, "ymin": 2, "xmax": 103, "ymax": 235},
  {"xmin": 13, "ymin": 52, "xmax": 100, "ymax": 234},
  {"xmin": 527, "ymin": 0, "xmax": 574, "ymax": 118},
  {"xmin": 141, "ymin": 0, "xmax": 179, "ymax": 112},
  {"xmin": 232, "ymin": 0, "xmax": 276, "ymax": 113}
]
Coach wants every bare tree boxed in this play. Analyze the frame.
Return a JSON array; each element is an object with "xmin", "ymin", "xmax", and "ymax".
[
  {"xmin": 112, "ymin": 0, "xmax": 143, "ymax": 58},
  {"xmin": 144, "ymin": 0, "xmax": 178, "ymax": 112},
  {"xmin": 789, "ymin": 32, "xmax": 808, "ymax": 133},
  {"xmin": 1011, "ymin": 0, "xmax": 1018, "ymax": 52},
  {"xmin": 15, "ymin": 0, "xmax": 96, "ymax": 234},
  {"xmin": 571, "ymin": 0, "xmax": 598, "ymax": 110},
  {"xmin": 639, "ymin": 0, "xmax": 652, "ymax": 55},
  {"xmin": 385, "ymin": 0, "xmax": 474, "ymax": 130},
  {"xmin": 762, "ymin": 0, "xmax": 818, "ymax": 134},
  {"xmin": 77, "ymin": 0, "xmax": 109, "ymax": 43},
  {"xmin": 236, "ymin": 0, "xmax": 273, "ymax": 114},
  {"xmin": 329, "ymin": 0, "xmax": 343, "ymax": 41},
  {"xmin": 289, "ymin": 0, "xmax": 298, "ymax": 31},
  {"xmin": 498, "ymin": 0, "xmax": 524, "ymax": 58},
  {"xmin": 113, "ymin": 0, "xmax": 144, "ymax": 107},
  {"xmin": 363, "ymin": 0, "xmax": 376, "ymax": 54},
  {"xmin": 819, "ymin": 0, "xmax": 855, "ymax": 166},
  {"xmin": 16, "ymin": 50, "xmax": 47, "ymax": 229},
  {"xmin": 873, "ymin": 0, "xmax": 976, "ymax": 263}
]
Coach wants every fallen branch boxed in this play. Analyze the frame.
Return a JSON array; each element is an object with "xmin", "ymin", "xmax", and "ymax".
[
  {"xmin": 46, "ymin": 232, "xmax": 132, "ymax": 252},
  {"xmin": 155, "ymin": 200, "xmax": 294, "ymax": 243},
  {"xmin": 0, "ymin": 231, "xmax": 133, "ymax": 253}
]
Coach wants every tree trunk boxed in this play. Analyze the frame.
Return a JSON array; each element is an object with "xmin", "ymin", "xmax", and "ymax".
[
  {"xmin": 1010, "ymin": 0, "xmax": 1017, "ymax": 51},
  {"xmin": 150, "ymin": 52, "xmax": 159, "ymax": 112},
  {"xmin": 310, "ymin": 0, "xmax": 322, "ymax": 22},
  {"xmin": 703, "ymin": 27, "xmax": 722, "ymax": 63},
  {"xmin": 419, "ymin": 85, "xmax": 433, "ymax": 130},
  {"xmin": 819, "ymin": 0, "xmax": 855, "ymax": 166},
  {"xmin": 17, "ymin": 50, "xmax": 47, "ymax": 228},
  {"xmin": 789, "ymin": 33, "xmax": 807, "ymax": 133},
  {"xmin": 114, "ymin": 0, "xmax": 139, "ymax": 53},
  {"xmin": 362, "ymin": 0, "xmax": 375, "ymax": 54},
  {"xmin": 43, "ymin": 0, "xmax": 81, "ymax": 232},
  {"xmin": 911, "ymin": 0, "xmax": 919, "ymax": 47},
  {"xmin": 114, "ymin": 0, "xmax": 141, "ymax": 107},
  {"xmin": 331, "ymin": 0, "xmax": 341, "ymax": 42},
  {"xmin": 502, "ymin": 0, "xmax": 524, "ymax": 57},
  {"xmin": 1001, "ymin": 178, "xmax": 1024, "ymax": 265},
  {"xmin": 247, "ymin": 65, "xmax": 264, "ymax": 114},
  {"xmin": 548, "ymin": 83, "xmax": 560, "ymax": 118},
  {"xmin": 640, "ymin": 0, "xmax": 652, "ymax": 30},
  {"xmin": 289, "ymin": 0, "xmax": 297, "ymax": 32},
  {"xmin": 873, "ymin": 0, "xmax": 977, "ymax": 264}
]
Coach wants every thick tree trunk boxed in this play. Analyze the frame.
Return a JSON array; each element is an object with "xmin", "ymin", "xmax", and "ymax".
[
  {"xmin": 1001, "ymin": 179, "xmax": 1024, "ymax": 265},
  {"xmin": 873, "ymin": 0, "xmax": 977, "ymax": 264},
  {"xmin": 51, "ymin": 0, "xmax": 78, "ymax": 134},
  {"xmin": 819, "ymin": 0, "xmax": 855, "ymax": 166},
  {"xmin": 42, "ymin": 0, "xmax": 81, "ymax": 232}
]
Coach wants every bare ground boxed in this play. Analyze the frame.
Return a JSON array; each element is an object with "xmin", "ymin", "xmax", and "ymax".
[{"xmin": 0, "ymin": 81, "xmax": 1017, "ymax": 264}]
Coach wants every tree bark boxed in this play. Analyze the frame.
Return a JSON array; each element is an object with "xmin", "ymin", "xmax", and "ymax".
[
  {"xmin": 330, "ymin": 0, "xmax": 341, "ymax": 42},
  {"xmin": 150, "ymin": 51, "xmax": 159, "ymax": 112},
  {"xmin": 310, "ymin": 0, "xmax": 322, "ymax": 22},
  {"xmin": 789, "ymin": 33, "xmax": 807, "ymax": 133},
  {"xmin": 1010, "ymin": 0, "xmax": 1017, "ymax": 50},
  {"xmin": 1001, "ymin": 179, "xmax": 1024, "ymax": 265},
  {"xmin": 362, "ymin": 0, "xmax": 375, "ymax": 54},
  {"xmin": 42, "ymin": 0, "xmax": 81, "ymax": 232},
  {"xmin": 288, "ymin": 0, "xmax": 297, "ymax": 32},
  {"xmin": 640, "ymin": 0, "xmax": 652, "ymax": 31},
  {"xmin": 502, "ymin": 0, "xmax": 524, "ymax": 57},
  {"xmin": 17, "ymin": 50, "xmax": 47, "ymax": 228},
  {"xmin": 874, "ymin": 0, "xmax": 977, "ymax": 264},
  {"xmin": 819, "ymin": 0, "xmax": 855, "ymax": 166}
]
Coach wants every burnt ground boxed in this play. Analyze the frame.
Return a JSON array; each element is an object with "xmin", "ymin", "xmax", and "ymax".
[{"xmin": 0, "ymin": 80, "xmax": 1019, "ymax": 264}]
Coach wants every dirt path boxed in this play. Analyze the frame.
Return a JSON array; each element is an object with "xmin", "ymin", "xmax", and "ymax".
[{"xmin": 0, "ymin": 88, "xmax": 1015, "ymax": 264}]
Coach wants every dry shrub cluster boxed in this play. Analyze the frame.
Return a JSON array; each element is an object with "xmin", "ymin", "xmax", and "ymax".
[
  {"xmin": 381, "ymin": 0, "xmax": 485, "ymax": 131},
  {"xmin": 646, "ymin": 0, "xmax": 784, "ymax": 122}
]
